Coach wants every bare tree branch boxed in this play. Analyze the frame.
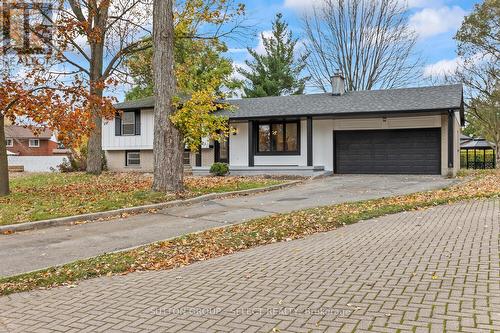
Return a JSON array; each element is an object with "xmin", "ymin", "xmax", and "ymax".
[{"xmin": 302, "ymin": 0, "xmax": 422, "ymax": 91}]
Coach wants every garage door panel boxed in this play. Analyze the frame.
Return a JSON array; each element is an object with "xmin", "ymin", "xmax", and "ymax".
[{"xmin": 335, "ymin": 129, "xmax": 441, "ymax": 175}]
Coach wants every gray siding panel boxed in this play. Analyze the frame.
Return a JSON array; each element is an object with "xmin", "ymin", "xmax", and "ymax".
[{"xmin": 335, "ymin": 128, "xmax": 441, "ymax": 174}]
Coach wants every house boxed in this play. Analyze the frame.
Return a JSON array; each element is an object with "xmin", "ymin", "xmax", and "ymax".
[
  {"xmin": 5, "ymin": 126, "xmax": 69, "ymax": 156},
  {"xmin": 104, "ymin": 76, "xmax": 463, "ymax": 176},
  {"xmin": 5, "ymin": 125, "xmax": 71, "ymax": 172}
]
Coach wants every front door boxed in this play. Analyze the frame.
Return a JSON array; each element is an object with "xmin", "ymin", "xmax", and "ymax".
[{"xmin": 215, "ymin": 138, "xmax": 229, "ymax": 164}]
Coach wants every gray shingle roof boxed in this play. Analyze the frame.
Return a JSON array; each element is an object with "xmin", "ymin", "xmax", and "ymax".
[
  {"xmin": 115, "ymin": 84, "xmax": 463, "ymax": 119},
  {"xmin": 5, "ymin": 126, "xmax": 53, "ymax": 139},
  {"xmin": 114, "ymin": 96, "xmax": 155, "ymax": 110}
]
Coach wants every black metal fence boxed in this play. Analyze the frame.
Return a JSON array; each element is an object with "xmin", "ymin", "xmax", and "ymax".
[{"xmin": 460, "ymin": 149, "xmax": 496, "ymax": 169}]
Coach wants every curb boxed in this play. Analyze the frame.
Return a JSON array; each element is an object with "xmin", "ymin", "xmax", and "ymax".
[{"xmin": 0, "ymin": 180, "xmax": 304, "ymax": 234}]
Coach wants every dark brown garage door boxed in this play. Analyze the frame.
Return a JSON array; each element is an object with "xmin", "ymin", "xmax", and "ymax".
[{"xmin": 334, "ymin": 128, "xmax": 441, "ymax": 174}]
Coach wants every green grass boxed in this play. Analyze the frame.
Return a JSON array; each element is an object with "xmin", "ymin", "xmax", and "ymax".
[
  {"xmin": 188, "ymin": 180, "xmax": 282, "ymax": 194},
  {"xmin": 0, "ymin": 173, "xmax": 286, "ymax": 226},
  {"xmin": 0, "ymin": 170, "xmax": 498, "ymax": 296}
]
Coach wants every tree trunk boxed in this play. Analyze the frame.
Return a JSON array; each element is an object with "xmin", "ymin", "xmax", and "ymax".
[
  {"xmin": 152, "ymin": 0, "xmax": 184, "ymax": 192},
  {"xmin": 496, "ymin": 143, "xmax": 500, "ymax": 169},
  {"xmin": 86, "ymin": 6, "xmax": 108, "ymax": 175},
  {"xmin": 0, "ymin": 114, "xmax": 10, "ymax": 196},
  {"xmin": 86, "ymin": 86, "xmax": 103, "ymax": 175}
]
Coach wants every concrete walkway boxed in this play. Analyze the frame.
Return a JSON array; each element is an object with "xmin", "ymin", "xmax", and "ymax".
[
  {"xmin": 0, "ymin": 199, "xmax": 498, "ymax": 332},
  {"xmin": 0, "ymin": 175, "xmax": 455, "ymax": 277}
]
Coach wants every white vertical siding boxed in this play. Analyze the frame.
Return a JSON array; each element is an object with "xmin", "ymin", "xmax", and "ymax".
[
  {"xmin": 102, "ymin": 109, "xmax": 154, "ymax": 150},
  {"xmin": 229, "ymin": 122, "xmax": 248, "ymax": 166},
  {"xmin": 313, "ymin": 119, "xmax": 334, "ymax": 171}
]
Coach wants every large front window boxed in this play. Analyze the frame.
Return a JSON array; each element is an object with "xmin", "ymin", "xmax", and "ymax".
[{"xmin": 257, "ymin": 121, "xmax": 299, "ymax": 154}]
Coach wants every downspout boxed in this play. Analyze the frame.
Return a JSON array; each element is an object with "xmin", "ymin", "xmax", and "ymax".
[
  {"xmin": 307, "ymin": 117, "xmax": 313, "ymax": 167},
  {"xmin": 448, "ymin": 110, "xmax": 454, "ymax": 169}
]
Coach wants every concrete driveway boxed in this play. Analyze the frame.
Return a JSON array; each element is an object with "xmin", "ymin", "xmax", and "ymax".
[
  {"xmin": 1, "ymin": 199, "xmax": 497, "ymax": 332},
  {"xmin": 0, "ymin": 175, "xmax": 455, "ymax": 277}
]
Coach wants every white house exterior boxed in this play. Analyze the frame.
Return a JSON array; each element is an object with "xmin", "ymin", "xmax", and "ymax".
[{"xmin": 103, "ymin": 79, "xmax": 463, "ymax": 177}]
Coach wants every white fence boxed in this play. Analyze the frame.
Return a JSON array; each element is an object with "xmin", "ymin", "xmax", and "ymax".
[{"xmin": 8, "ymin": 156, "xmax": 68, "ymax": 172}]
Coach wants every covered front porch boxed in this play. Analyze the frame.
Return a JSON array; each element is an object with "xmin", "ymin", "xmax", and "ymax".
[{"xmin": 190, "ymin": 117, "xmax": 313, "ymax": 176}]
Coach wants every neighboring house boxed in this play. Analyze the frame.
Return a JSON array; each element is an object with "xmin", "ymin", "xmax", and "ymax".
[
  {"xmin": 5, "ymin": 126, "xmax": 69, "ymax": 156},
  {"xmin": 105, "ymin": 76, "xmax": 463, "ymax": 176},
  {"xmin": 5, "ymin": 125, "xmax": 71, "ymax": 172}
]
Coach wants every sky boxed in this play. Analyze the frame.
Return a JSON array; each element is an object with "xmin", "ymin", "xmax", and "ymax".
[
  {"xmin": 221, "ymin": 0, "xmax": 481, "ymax": 95},
  {"xmin": 5, "ymin": 0, "xmax": 478, "ymax": 101}
]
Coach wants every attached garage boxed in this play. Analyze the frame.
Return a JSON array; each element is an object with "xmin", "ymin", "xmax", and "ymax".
[{"xmin": 334, "ymin": 128, "xmax": 441, "ymax": 175}]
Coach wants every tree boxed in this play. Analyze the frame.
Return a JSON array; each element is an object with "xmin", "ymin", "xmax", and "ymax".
[
  {"xmin": 302, "ymin": 0, "xmax": 421, "ymax": 92},
  {"xmin": 124, "ymin": 43, "xmax": 154, "ymax": 101},
  {"xmin": 238, "ymin": 13, "xmax": 308, "ymax": 97},
  {"xmin": 467, "ymin": 93, "xmax": 499, "ymax": 165},
  {"xmin": 454, "ymin": 0, "xmax": 499, "ymax": 167},
  {"xmin": 125, "ymin": 36, "xmax": 236, "ymax": 101},
  {"xmin": 152, "ymin": 0, "xmax": 183, "ymax": 192},
  {"xmin": 151, "ymin": 0, "xmax": 245, "ymax": 192},
  {"xmin": 455, "ymin": 0, "xmax": 499, "ymax": 65},
  {"xmin": 23, "ymin": 0, "xmax": 153, "ymax": 174},
  {"xmin": 0, "ymin": 71, "xmax": 89, "ymax": 196}
]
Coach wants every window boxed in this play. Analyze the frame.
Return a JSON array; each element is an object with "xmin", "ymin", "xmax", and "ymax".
[
  {"xmin": 126, "ymin": 151, "xmax": 140, "ymax": 166},
  {"xmin": 116, "ymin": 111, "xmax": 140, "ymax": 136},
  {"xmin": 5, "ymin": 139, "xmax": 13, "ymax": 147},
  {"xmin": 183, "ymin": 151, "xmax": 191, "ymax": 165},
  {"xmin": 29, "ymin": 139, "xmax": 40, "ymax": 148},
  {"xmin": 122, "ymin": 111, "xmax": 136, "ymax": 135},
  {"xmin": 256, "ymin": 121, "xmax": 299, "ymax": 154}
]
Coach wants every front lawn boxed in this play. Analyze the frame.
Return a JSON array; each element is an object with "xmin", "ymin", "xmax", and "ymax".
[
  {"xmin": 0, "ymin": 173, "xmax": 286, "ymax": 226},
  {"xmin": 0, "ymin": 170, "xmax": 498, "ymax": 295}
]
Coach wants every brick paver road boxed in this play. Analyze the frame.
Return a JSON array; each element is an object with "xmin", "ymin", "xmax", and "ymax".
[{"xmin": 0, "ymin": 199, "xmax": 498, "ymax": 333}]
